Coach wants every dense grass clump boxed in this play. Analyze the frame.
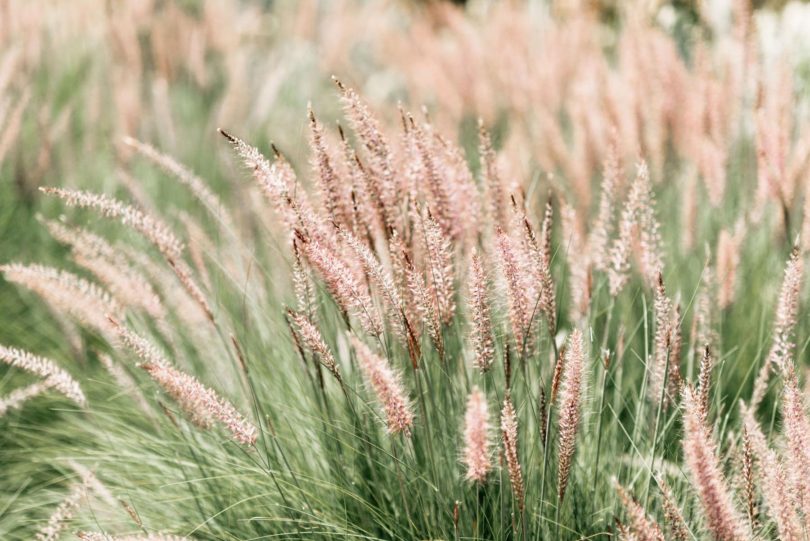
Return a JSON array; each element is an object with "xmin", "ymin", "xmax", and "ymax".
[{"xmin": 3, "ymin": 1, "xmax": 810, "ymax": 540}]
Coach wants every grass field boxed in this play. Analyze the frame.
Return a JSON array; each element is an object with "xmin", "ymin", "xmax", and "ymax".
[{"xmin": 3, "ymin": 1, "xmax": 810, "ymax": 540}]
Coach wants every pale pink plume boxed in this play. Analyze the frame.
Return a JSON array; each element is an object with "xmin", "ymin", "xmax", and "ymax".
[
  {"xmin": 766, "ymin": 246, "xmax": 802, "ymax": 372},
  {"xmin": 405, "ymin": 254, "xmax": 444, "ymax": 359},
  {"xmin": 308, "ymin": 106, "xmax": 353, "ymax": 230},
  {"xmin": 122, "ymin": 136, "xmax": 235, "ymax": 233},
  {"xmin": 167, "ymin": 259, "xmax": 215, "ymax": 323},
  {"xmin": 351, "ymin": 336, "xmax": 413, "ymax": 436},
  {"xmin": 39, "ymin": 187, "xmax": 184, "ymax": 260},
  {"xmin": 467, "ymin": 250, "xmax": 494, "ymax": 373},
  {"xmin": 478, "ymin": 120, "xmax": 508, "ymax": 231},
  {"xmin": 589, "ymin": 134, "xmax": 620, "ymax": 272},
  {"xmin": 407, "ymin": 117, "xmax": 455, "ymax": 236},
  {"xmin": 141, "ymin": 361, "xmax": 257, "ymax": 445},
  {"xmin": 298, "ymin": 233, "xmax": 383, "ymax": 337},
  {"xmin": 633, "ymin": 161, "xmax": 664, "ymax": 287},
  {"xmin": 715, "ymin": 228, "xmax": 741, "ymax": 310},
  {"xmin": 658, "ymin": 479, "xmax": 689, "ymax": 541},
  {"xmin": 614, "ymin": 481, "xmax": 665, "ymax": 541},
  {"xmin": 693, "ymin": 261, "xmax": 718, "ymax": 351},
  {"xmin": 420, "ymin": 212, "xmax": 456, "ymax": 325},
  {"xmin": 742, "ymin": 402, "xmax": 802, "ymax": 538},
  {"xmin": 740, "ymin": 428, "xmax": 757, "ymax": 530},
  {"xmin": 339, "ymin": 228, "xmax": 408, "ymax": 343},
  {"xmin": 1, "ymin": 263, "xmax": 122, "ymax": 338},
  {"xmin": 220, "ymin": 130, "xmax": 318, "ymax": 242},
  {"xmin": 462, "ymin": 386, "xmax": 493, "ymax": 482},
  {"xmin": 501, "ymin": 393, "xmax": 524, "ymax": 511},
  {"xmin": 681, "ymin": 385, "xmax": 748, "ymax": 541},
  {"xmin": 649, "ymin": 274, "xmax": 680, "ymax": 405},
  {"xmin": 42, "ymin": 218, "xmax": 165, "ymax": 319},
  {"xmin": 752, "ymin": 246, "xmax": 803, "ymax": 408},
  {"xmin": 111, "ymin": 321, "xmax": 256, "ymax": 444},
  {"xmin": 781, "ymin": 371, "xmax": 810, "ymax": 522},
  {"xmin": 608, "ymin": 160, "xmax": 662, "ymax": 295},
  {"xmin": 35, "ymin": 481, "xmax": 87, "ymax": 541},
  {"xmin": 288, "ymin": 311, "xmax": 341, "ymax": 383},
  {"xmin": 0, "ymin": 345, "xmax": 86, "ymax": 407},
  {"xmin": 557, "ymin": 328, "xmax": 585, "ymax": 503},
  {"xmin": 561, "ymin": 201, "xmax": 590, "ymax": 322},
  {"xmin": 495, "ymin": 228, "xmax": 532, "ymax": 353},
  {"xmin": 525, "ymin": 198, "xmax": 556, "ymax": 333},
  {"xmin": 108, "ymin": 317, "xmax": 171, "ymax": 369},
  {"xmin": 760, "ymin": 449, "xmax": 802, "ymax": 541},
  {"xmin": 608, "ymin": 184, "xmax": 634, "ymax": 298},
  {"xmin": 0, "ymin": 380, "xmax": 52, "ymax": 416},
  {"xmin": 333, "ymin": 78, "xmax": 399, "ymax": 232},
  {"xmin": 696, "ymin": 345, "xmax": 713, "ymax": 424}
]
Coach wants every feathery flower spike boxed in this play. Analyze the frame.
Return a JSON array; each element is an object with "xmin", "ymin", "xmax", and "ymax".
[
  {"xmin": 141, "ymin": 361, "xmax": 257, "ymax": 445},
  {"xmin": 468, "ymin": 250, "xmax": 494, "ymax": 372},
  {"xmin": 681, "ymin": 385, "xmax": 748, "ymax": 541},
  {"xmin": 462, "ymin": 386, "xmax": 493, "ymax": 482},
  {"xmin": 0, "ymin": 345, "xmax": 86, "ymax": 406},
  {"xmin": 351, "ymin": 335, "xmax": 413, "ymax": 435},
  {"xmin": 288, "ymin": 311, "xmax": 342, "ymax": 383},
  {"xmin": 501, "ymin": 392, "xmax": 524, "ymax": 511},
  {"xmin": 614, "ymin": 481, "xmax": 665, "ymax": 541},
  {"xmin": 40, "ymin": 187, "xmax": 184, "ymax": 260},
  {"xmin": 557, "ymin": 328, "xmax": 585, "ymax": 503},
  {"xmin": 35, "ymin": 481, "xmax": 87, "ymax": 541}
]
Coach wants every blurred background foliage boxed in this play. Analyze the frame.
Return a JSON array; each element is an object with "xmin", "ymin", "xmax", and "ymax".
[{"xmin": 1, "ymin": 0, "xmax": 807, "ymax": 353}]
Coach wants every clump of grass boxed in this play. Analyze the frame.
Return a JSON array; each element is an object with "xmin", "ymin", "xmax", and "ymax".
[{"xmin": 3, "ymin": 2, "xmax": 810, "ymax": 540}]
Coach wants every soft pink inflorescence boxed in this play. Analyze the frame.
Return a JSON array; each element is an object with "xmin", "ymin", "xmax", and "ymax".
[
  {"xmin": 589, "ymin": 134, "xmax": 620, "ymax": 273},
  {"xmin": 308, "ymin": 106, "xmax": 353, "ymax": 230},
  {"xmin": 288, "ymin": 311, "xmax": 341, "ymax": 383},
  {"xmin": 759, "ymin": 449, "xmax": 802, "ymax": 541},
  {"xmin": 108, "ymin": 317, "xmax": 171, "ymax": 368},
  {"xmin": 608, "ymin": 160, "xmax": 662, "ymax": 295},
  {"xmin": 751, "ymin": 246, "xmax": 803, "ymax": 408},
  {"xmin": 299, "ymin": 234, "xmax": 383, "ymax": 337},
  {"xmin": 0, "ymin": 263, "xmax": 122, "ymax": 338},
  {"xmin": 658, "ymin": 479, "xmax": 689, "ymax": 541},
  {"xmin": 780, "ymin": 371, "xmax": 810, "ymax": 522},
  {"xmin": 420, "ymin": 213, "xmax": 456, "ymax": 324},
  {"xmin": 462, "ymin": 386, "xmax": 493, "ymax": 482},
  {"xmin": 0, "ymin": 380, "xmax": 52, "ymax": 416},
  {"xmin": 0, "ymin": 345, "xmax": 86, "ymax": 407},
  {"xmin": 649, "ymin": 274, "xmax": 681, "ymax": 405},
  {"xmin": 715, "ymin": 228, "xmax": 741, "ymax": 310},
  {"xmin": 557, "ymin": 328, "xmax": 585, "ymax": 503},
  {"xmin": 334, "ymin": 77, "xmax": 399, "ymax": 233},
  {"xmin": 478, "ymin": 121, "xmax": 508, "ymax": 231},
  {"xmin": 111, "ymin": 320, "xmax": 256, "ymax": 444},
  {"xmin": 681, "ymin": 385, "xmax": 748, "ymax": 541},
  {"xmin": 123, "ymin": 136, "xmax": 235, "ymax": 233},
  {"xmin": 501, "ymin": 393, "xmax": 524, "ymax": 511},
  {"xmin": 42, "ymin": 219, "xmax": 165, "ymax": 319},
  {"xmin": 496, "ymin": 228, "xmax": 532, "ymax": 352},
  {"xmin": 339, "ymin": 228, "xmax": 406, "ymax": 341},
  {"xmin": 141, "ymin": 362, "xmax": 257, "ymax": 445},
  {"xmin": 614, "ymin": 481, "xmax": 665, "ymax": 541},
  {"xmin": 351, "ymin": 336, "xmax": 413, "ymax": 436},
  {"xmin": 35, "ymin": 481, "xmax": 87, "ymax": 541},
  {"xmin": 39, "ymin": 187, "xmax": 184, "ymax": 260},
  {"xmin": 467, "ymin": 250, "xmax": 494, "ymax": 373},
  {"xmin": 767, "ymin": 246, "xmax": 802, "ymax": 371}
]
